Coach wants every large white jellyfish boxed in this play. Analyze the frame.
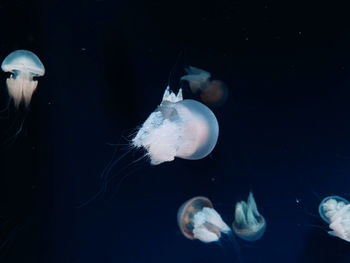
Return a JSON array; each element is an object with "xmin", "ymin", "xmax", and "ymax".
[
  {"xmin": 177, "ymin": 196, "xmax": 230, "ymax": 243},
  {"xmin": 319, "ymin": 196, "xmax": 350, "ymax": 242},
  {"xmin": 78, "ymin": 87, "xmax": 219, "ymax": 207},
  {"xmin": 232, "ymin": 192, "xmax": 266, "ymax": 241},
  {"xmin": 132, "ymin": 87, "xmax": 219, "ymax": 165},
  {"xmin": 1, "ymin": 50, "xmax": 45, "ymax": 108}
]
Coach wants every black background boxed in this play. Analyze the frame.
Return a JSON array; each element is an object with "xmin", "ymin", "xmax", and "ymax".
[{"xmin": 1, "ymin": 0, "xmax": 350, "ymax": 262}]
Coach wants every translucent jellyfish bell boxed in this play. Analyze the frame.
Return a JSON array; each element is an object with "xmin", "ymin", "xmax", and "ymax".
[
  {"xmin": 1, "ymin": 50, "xmax": 45, "ymax": 108},
  {"xmin": 132, "ymin": 87, "xmax": 219, "ymax": 165},
  {"xmin": 319, "ymin": 196, "xmax": 350, "ymax": 242},
  {"xmin": 232, "ymin": 192, "xmax": 266, "ymax": 242},
  {"xmin": 177, "ymin": 196, "xmax": 230, "ymax": 243}
]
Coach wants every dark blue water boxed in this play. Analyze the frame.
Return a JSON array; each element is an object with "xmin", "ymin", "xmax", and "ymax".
[{"xmin": 1, "ymin": 0, "xmax": 350, "ymax": 262}]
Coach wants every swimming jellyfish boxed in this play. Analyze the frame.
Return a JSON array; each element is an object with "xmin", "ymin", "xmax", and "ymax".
[
  {"xmin": 232, "ymin": 192, "xmax": 266, "ymax": 241},
  {"xmin": 181, "ymin": 66, "xmax": 228, "ymax": 106},
  {"xmin": 319, "ymin": 195, "xmax": 350, "ymax": 242},
  {"xmin": 132, "ymin": 86, "xmax": 219, "ymax": 165},
  {"xmin": 1, "ymin": 50, "xmax": 45, "ymax": 108},
  {"xmin": 177, "ymin": 196, "xmax": 230, "ymax": 243},
  {"xmin": 181, "ymin": 66, "xmax": 211, "ymax": 93},
  {"xmin": 78, "ymin": 87, "xmax": 219, "ymax": 207}
]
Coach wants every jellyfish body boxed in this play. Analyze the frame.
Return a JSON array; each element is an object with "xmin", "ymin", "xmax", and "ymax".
[
  {"xmin": 132, "ymin": 87, "xmax": 219, "ymax": 165},
  {"xmin": 319, "ymin": 196, "xmax": 350, "ymax": 242},
  {"xmin": 181, "ymin": 66, "xmax": 211, "ymax": 93},
  {"xmin": 1, "ymin": 50, "xmax": 45, "ymax": 108},
  {"xmin": 232, "ymin": 192, "xmax": 266, "ymax": 242},
  {"xmin": 177, "ymin": 196, "xmax": 230, "ymax": 243},
  {"xmin": 181, "ymin": 66, "xmax": 228, "ymax": 106}
]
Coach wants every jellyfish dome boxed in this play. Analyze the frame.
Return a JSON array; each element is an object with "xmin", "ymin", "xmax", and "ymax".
[
  {"xmin": 132, "ymin": 87, "xmax": 219, "ymax": 165},
  {"xmin": 319, "ymin": 196, "xmax": 350, "ymax": 242},
  {"xmin": 1, "ymin": 50, "xmax": 45, "ymax": 108},
  {"xmin": 177, "ymin": 196, "xmax": 230, "ymax": 243},
  {"xmin": 232, "ymin": 192, "xmax": 266, "ymax": 242}
]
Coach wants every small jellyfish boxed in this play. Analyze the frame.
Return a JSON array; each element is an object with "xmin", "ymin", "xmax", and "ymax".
[
  {"xmin": 232, "ymin": 192, "xmax": 266, "ymax": 241},
  {"xmin": 177, "ymin": 196, "xmax": 230, "ymax": 243},
  {"xmin": 181, "ymin": 66, "xmax": 211, "ymax": 93},
  {"xmin": 1, "ymin": 50, "xmax": 45, "ymax": 108},
  {"xmin": 181, "ymin": 66, "xmax": 228, "ymax": 106},
  {"xmin": 177, "ymin": 196, "xmax": 245, "ymax": 262},
  {"xmin": 319, "ymin": 196, "xmax": 350, "ymax": 242},
  {"xmin": 132, "ymin": 87, "xmax": 219, "ymax": 165}
]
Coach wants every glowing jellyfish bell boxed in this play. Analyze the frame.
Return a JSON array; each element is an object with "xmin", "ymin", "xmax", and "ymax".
[
  {"xmin": 1, "ymin": 50, "xmax": 45, "ymax": 108},
  {"xmin": 132, "ymin": 87, "xmax": 219, "ymax": 165},
  {"xmin": 319, "ymin": 195, "xmax": 350, "ymax": 242},
  {"xmin": 232, "ymin": 192, "xmax": 266, "ymax": 242},
  {"xmin": 177, "ymin": 196, "xmax": 230, "ymax": 243}
]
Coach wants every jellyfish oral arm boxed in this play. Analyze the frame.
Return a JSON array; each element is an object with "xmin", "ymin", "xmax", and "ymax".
[
  {"xmin": 6, "ymin": 73, "xmax": 38, "ymax": 108},
  {"xmin": 162, "ymin": 86, "xmax": 183, "ymax": 102},
  {"xmin": 192, "ymin": 207, "xmax": 231, "ymax": 243},
  {"xmin": 327, "ymin": 205, "xmax": 350, "ymax": 242},
  {"xmin": 132, "ymin": 111, "xmax": 179, "ymax": 165},
  {"xmin": 193, "ymin": 226, "xmax": 221, "ymax": 243},
  {"xmin": 132, "ymin": 87, "xmax": 219, "ymax": 165}
]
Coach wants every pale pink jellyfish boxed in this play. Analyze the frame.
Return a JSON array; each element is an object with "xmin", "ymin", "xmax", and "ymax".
[
  {"xmin": 177, "ymin": 196, "xmax": 245, "ymax": 262},
  {"xmin": 177, "ymin": 196, "xmax": 230, "ymax": 243},
  {"xmin": 132, "ymin": 86, "xmax": 219, "ymax": 165},
  {"xmin": 1, "ymin": 50, "xmax": 45, "ymax": 108}
]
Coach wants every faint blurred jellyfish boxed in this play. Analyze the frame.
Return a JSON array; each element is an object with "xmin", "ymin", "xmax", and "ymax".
[
  {"xmin": 181, "ymin": 66, "xmax": 228, "ymax": 106},
  {"xmin": 181, "ymin": 66, "xmax": 211, "ymax": 93},
  {"xmin": 232, "ymin": 192, "xmax": 266, "ymax": 241},
  {"xmin": 177, "ymin": 196, "xmax": 230, "ymax": 243},
  {"xmin": 132, "ymin": 86, "xmax": 219, "ymax": 165},
  {"xmin": 200, "ymin": 80, "xmax": 228, "ymax": 106},
  {"xmin": 1, "ymin": 50, "xmax": 45, "ymax": 108},
  {"xmin": 319, "ymin": 196, "xmax": 350, "ymax": 242}
]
